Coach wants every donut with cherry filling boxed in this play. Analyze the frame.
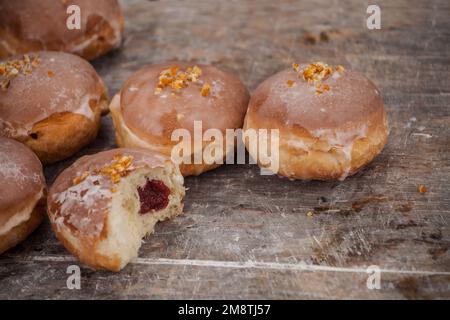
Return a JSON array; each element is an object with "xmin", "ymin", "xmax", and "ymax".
[{"xmin": 47, "ymin": 148, "xmax": 185, "ymax": 271}]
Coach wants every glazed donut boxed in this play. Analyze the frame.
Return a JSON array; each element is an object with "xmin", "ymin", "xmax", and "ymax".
[
  {"xmin": 0, "ymin": 138, "xmax": 46, "ymax": 254},
  {"xmin": 47, "ymin": 148, "xmax": 185, "ymax": 271},
  {"xmin": 0, "ymin": 0, "xmax": 124, "ymax": 61},
  {"xmin": 109, "ymin": 62, "xmax": 250, "ymax": 176},
  {"xmin": 243, "ymin": 62, "xmax": 388, "ymax": 180},
  {"xmin": 0, "ymin": 51, "xmax": 109, "ymax": 164}
]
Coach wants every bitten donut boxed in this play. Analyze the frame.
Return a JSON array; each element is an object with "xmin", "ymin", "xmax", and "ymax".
[
  {"xmin": 47, "ymin": 148, "xmax": 185, "ymax": 271},
  {"xmin": 243, "ymin": 62, "xmax": 388, "ymax": 180},
  {"xmin": 0, "ymin": 138, "xmax": 46, "ymax": 254},
  {"xmin": 109, "ymin": 62, "xmax": 250, "ymax": 176},
  {"xmin": 0, "ymin": 0, "xmax": 124, "ymax": 61},
  {"xmin": 0, "ymin": 51, "xmax": 109, "ymax": 164}
]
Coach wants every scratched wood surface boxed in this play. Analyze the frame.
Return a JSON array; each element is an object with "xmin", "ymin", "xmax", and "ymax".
[{"xmin": 0, "ymin": 0, "xmax": 449, "ymax": 299}]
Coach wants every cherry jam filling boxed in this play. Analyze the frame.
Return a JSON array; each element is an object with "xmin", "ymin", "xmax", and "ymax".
[{"xmin": 137, "ymin": 179, "xmax": 170, "ymax": 214}]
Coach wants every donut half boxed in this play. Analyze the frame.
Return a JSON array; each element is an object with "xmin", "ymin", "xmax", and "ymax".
[{"xmin": 47, "ymin": 148, "xmax": 185, "ymax": 271}]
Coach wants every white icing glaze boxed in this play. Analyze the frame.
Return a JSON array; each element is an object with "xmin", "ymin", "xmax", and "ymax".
[
  {"xmin": 312, "ymin": 124, "xmax": 368, "ymax": 148},
  {"xmin": 0, "ymin": 188, "xmax": 43, "ymax": 236},
  {"xmin": 311, "ymin": 125, "xmax": 368, "ymax": 180},
  {"xmin": 52, "ymin": 174, "xmax": 112, "ymax": 233},
  {"xmin": 286, "ymin": 139, "xmax": 309, "ymax": 151},
  {"xmin": 73, "ymin": 94, "xmax": 96, "ymax": 121},
  {"xmin": 0, "ymin": 140, "xmax": 43, "ymax": 190}
]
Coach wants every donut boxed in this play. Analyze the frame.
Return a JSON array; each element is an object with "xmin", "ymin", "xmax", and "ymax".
[
  {"xmin": 47, "ymin": 148, "xmax": 185, "ymax": 271},
  {"xmin": 0, "ymin": 138, "xmax": 46, "ymax": 254},
  {"xmin": 243, "ymin": 62, "xmax": 388, "ymax": 180},
  {"xmin": 0, "ymin": 0, "xmax": 124, "ymax": 61},
  {"xmin": 0, "ymin": 51, "xmax": 109, "ymax": 164},
  {"xmin": 109, "ymin": 62, "xmax": 250, "ymax": 176}
]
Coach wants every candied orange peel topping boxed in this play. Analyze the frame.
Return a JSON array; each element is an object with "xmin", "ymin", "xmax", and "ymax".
[
  {"xmin": 201, "ymin": 82, "xmax": 211, "ymax": 97},
  {"xmin": 0, "ymin": 54, "xmax": 41, "ymax": 91},
  {"xmin": 286, "ymin": 80, "xmax": 296, "ymax": 87},
  {"xmin": 72, "ymin": 154, "xmax": 135, "ymax": 187},
  {"xmin": 73, "ymin": 171, "xmax": 90, "ymax": 186},
  {"xmin": 418, "ymin": 185, "xmax": 427, "ymax": 194},
  {"xmin": 99, "ymin": 154, "xmax": 134, "ymax": 184},
  {"xmin": 290, "ymin": 62, "xmax": 345, "ymax": 95},
  {"xmin": 335, "ymin": 65, "xmax": 345, "ymax": 73},
  {"xmin": 302, "ymin": 62, "xmax": 333, "ymax": 84},
  {"xmin": 155, "ymin": 65, "xmax": 210, "ymax": 97}
]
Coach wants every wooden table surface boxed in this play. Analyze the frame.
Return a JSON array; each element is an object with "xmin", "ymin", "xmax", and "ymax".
[{"xmin": 1, "ymin": 0, "xmax": 449, "ymax": 299}]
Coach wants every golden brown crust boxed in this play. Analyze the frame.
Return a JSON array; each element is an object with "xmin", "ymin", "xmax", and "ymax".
[
  {"xmin": 50, "ymin": 220, "xmax": 122, "ymax": 272},
  {"xmin": 244, "ymin": 64, "xmax": 389, "ymax": 180},
  {"xmin": 17, "ymin": 99, "xmax": 105, "ymax": 165},
  {"xmin": 0, "ymin": 0, "xmax": 124, "ymax": 61},
  {"xmin": 0, "ymin": 198, "xmax": 45, "ymax": 255}
]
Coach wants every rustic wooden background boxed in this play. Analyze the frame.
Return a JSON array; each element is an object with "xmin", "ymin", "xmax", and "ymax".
[{"xmin": 1, "ymin": 0, "xmax": 449, "ymax": 299}]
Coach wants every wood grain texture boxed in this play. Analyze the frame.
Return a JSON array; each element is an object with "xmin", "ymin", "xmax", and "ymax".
[{"xmin": 0, "ymin": 0, "xmax": 449, "ymax": 299}]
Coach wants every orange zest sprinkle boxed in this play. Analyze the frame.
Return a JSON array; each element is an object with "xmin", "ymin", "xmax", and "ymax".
[
  {"xmin": 98, "ymin": 154, "xmax": 134, "ymax": 184},
  {"xmin": 73, "ymin": 171, "xmax": 90, "ymax": 185},
  {"xmin": 170, "ymin": 66, "xmax": 179, "ymax": 76},
  {"xmin": 0, "ymin": 55, "xmax": 41, "ymax": 91},
  {"xmin": 315, "ymin": 83, "xmax": 330, "ymax": 95},
  {"xmin": 291, "ymin": 61, "xmax": 345, "ymax": 95},
  {"xmin": 286, "ymin": 79, "xmax": 296, "ymax": 87},
  {"xmin": 155, "ymin": 65, "xmax": 208, "ymax": 96},
  {"xmin": 201, "ymin": 82, "xmax": 211, "ymax": 97},
  {"xmin": 47, "ymin": 70, "xmax": 55, "ymax": 77},
  {"xmin": 419, "ymin": 185, "xmax": 427, "ymax": 194},
  {"xmin": 72, "ymin": 155, "xmax": 134, "ymax": 188},
  {"xmin": 302, "ymin": 62, "xmax": 333, "ymax": 83}
]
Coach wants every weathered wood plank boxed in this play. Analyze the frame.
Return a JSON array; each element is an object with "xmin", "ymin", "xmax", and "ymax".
[{"xmin": 0, "ymin": 0, "xmax": 449, "ymax": 299}]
